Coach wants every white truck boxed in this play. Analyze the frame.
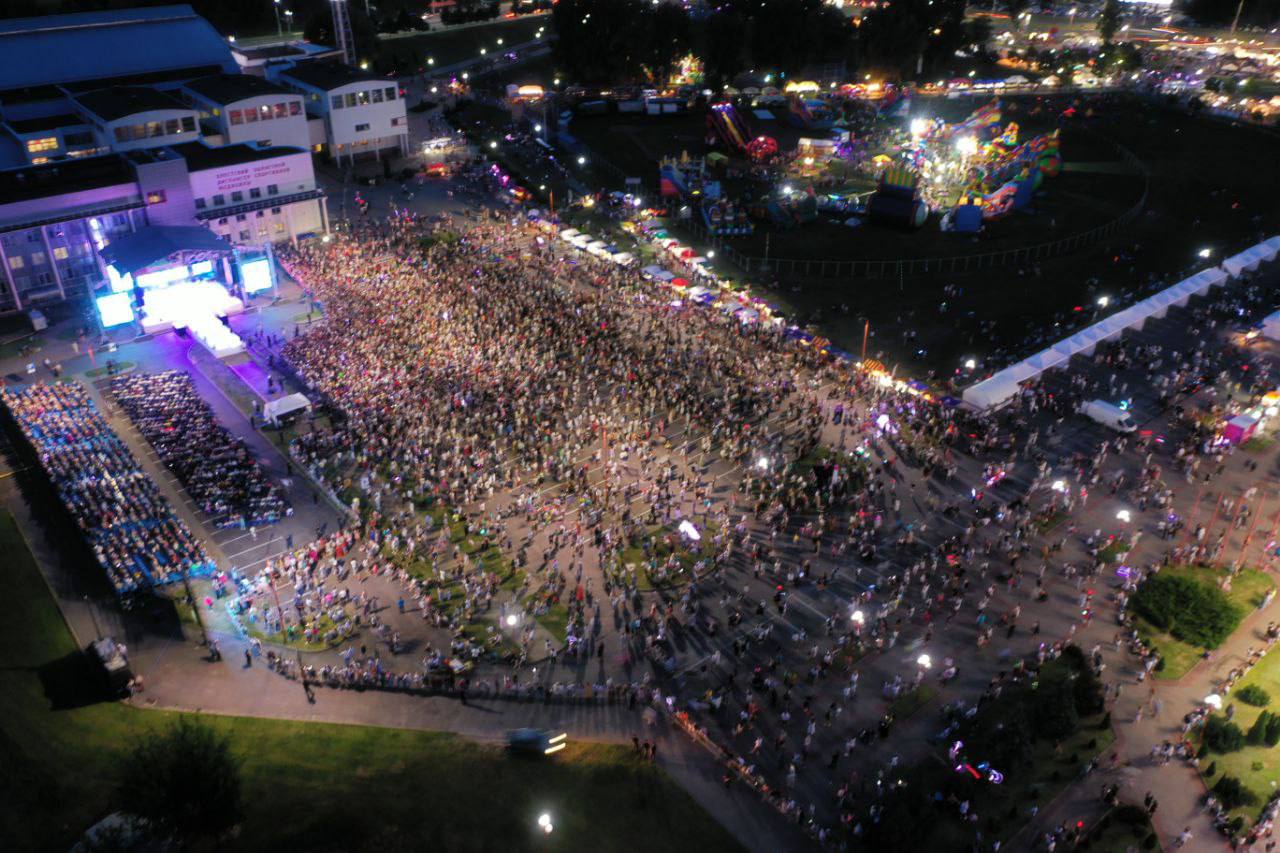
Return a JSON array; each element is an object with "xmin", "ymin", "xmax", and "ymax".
[{"xmin": 1079, "ymin": 399, "xmax": 1137, "ymax": 433}]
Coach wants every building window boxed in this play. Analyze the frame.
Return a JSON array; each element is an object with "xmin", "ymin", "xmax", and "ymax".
[
  {"xmin": 31, "ymin": 157, "xmax": 49, "ymax": 165},
  {"xmin": 26, "ymin": 137, "xmax": 58, "ymax": 153},
  {"xmin": 53, "ymin": 246, "xmax": 68, "ymax": 260},
  {"xmin": 181, "ymin": 116, "xmax": 196, "ymax": 132},
  {"xmin": 357, "ymin": 90, "xmax": 370, "ymax": 106},
  {"xmin": 274, "ymin": 102, "xmax": 288, "ymax": 119},
  {"xmin": 35, "ymin": 272, "xmax": 52, "ymax": 286},
  {"xmin": 355, "ymin": 123, "xmax": 370, "ymax": 132},
  {"xmin": 146, "ymin": 121, "xmax": 163, "ymax": 138},
  {"xmin": 30, "ymin": 251, "xmax": 45, "ymax": 266},
  {"xmin": 344, "ymin": 93, "xmax": 357, "ymax": 109},
  {"xmin": 194, "ymin": 197, "xmax": 206, "ymax": 210},
  {"xmin": 238, "ymin": 230, "xmax": 250, "ymax": 242},
  {"xmin": 230, "ymin": 110, "xmax": 243, "ymax": 125},
  {"xmin": 64, "ymin": 131, "xmax": 92, "ymax": 147},
  {"xmin": 146, "ymin": 190, "xmax": 166, "ymax": 205},
  {"xmin": 289, "ymin": 101, "xmax": 301, "ymax": 116},
  {"xmin": 7, "ymin": 256, "xmax": 23, "ymax": 270},
  {"xmin": 331, "ymin": 95, "xmax": 342, "ymax": 110},
  {"xmin": 274, "ymin": 221, "xmax": 286, "ymax": 233},
  {"xmin": 250, "ymin": 187, "xmax": 261, "ymax": 199},
  {"xmin": 267, "ymin": 184, "xmax": 279, "ymax": 196},
  {"xmin": 27, "ymin": 232, "xmax": 40, "ymax": 243},
  {"xmin": 271, "ymin": 207, "xmax": 282, "ymax": 214},
  {"xmin": 217, "ymin": 218, "xmax": 227, "ymax": 225},
  {"xmin": 231, "ymin": 191, "xmax": 244, "ymax": 203},
  {"xmin": 384, "ymin": 87, "xmax": 396, "ymax": 101},
  {"xmin": 255, "ymin": 210, "xmax": 264, "ymax": 218},
  {"xmin": 260, "ymin": 104, "xmax": 272, "ymax": 121},
  {"xmin": 235, "ymin": 214, "xmax": 247, "ymax": 222},
  {"xmin": 391, "ymin": 116, "xmax": 405, "ymax": 127},
  {"xmin": 372, "ymin": 88, "xmax": 384, "ymax": 103},
  {"xmin": 213, "ymin": 194, "xmax": 226, "ymax": 206},
  {"xmin": 244, "ymin": 108, "xmax": 258, "ymax": 123},
  {"xmin": 114, "ymin": 126, "xmax": 132, "ymax": 143},
  {"xmin": 164, "ymin": 118, "xmax": 180, "ymax": 135}
]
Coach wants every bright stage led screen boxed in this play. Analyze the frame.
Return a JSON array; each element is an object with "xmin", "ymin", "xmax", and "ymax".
[
  {"xmin": 241, "ymin": 257, "xmax": 273, "ymax": 294},
  {"xmin": 96, "ymin": 292, "xmax": 135, "ymax": 328}
]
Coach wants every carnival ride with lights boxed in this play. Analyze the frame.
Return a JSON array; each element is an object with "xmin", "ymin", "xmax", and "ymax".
[
  {"xmin": 659, "ymin": 153, "xmax": 754, "ymax": 236},
  {"xmin": 901, "ymin": 100, "xmax": 1063, "ymax": 229},
  {"xmin": 706, "ymin": 102, "xmax": 778, "ymax": 163}
]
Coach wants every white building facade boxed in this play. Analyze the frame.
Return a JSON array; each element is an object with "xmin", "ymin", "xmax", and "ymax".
[{"xmin": 272, "ymin": 63, "xmax": 409, "ymax": 165}]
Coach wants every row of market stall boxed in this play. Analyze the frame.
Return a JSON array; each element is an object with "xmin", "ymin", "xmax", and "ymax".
[
  {"xmin": 963, "ymin": 236, "xmax": 1280, "ymax": 411},
  {"xmin": 556, "ymin": 228, "xmax": 635, "ymax": 267}
]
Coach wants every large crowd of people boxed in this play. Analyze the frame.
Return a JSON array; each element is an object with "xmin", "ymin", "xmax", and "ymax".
[
  {"xmin": 110, "ymin": 371, "xmax": 291, "ymax": 529},
  {"xmin": 262, "ymin": 196, "xmax": 1280, "ymax": 849},
  {"xmin": 1, "ymin": 382, "xmax": 212, "ymax": 593}
]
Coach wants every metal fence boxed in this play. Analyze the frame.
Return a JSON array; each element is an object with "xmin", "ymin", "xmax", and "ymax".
[{"xmin": 684, "ymin": 135, "xmax": 1150, "ymax": 280}]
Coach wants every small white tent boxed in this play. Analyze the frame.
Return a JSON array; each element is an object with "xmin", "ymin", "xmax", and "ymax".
[{"xmin": 264, "ymin": 393, "xmax": 311, "ymax": 425}]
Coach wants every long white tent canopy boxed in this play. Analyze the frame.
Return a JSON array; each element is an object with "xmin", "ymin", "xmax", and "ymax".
[{"xmin": 963, "ymin": 237, "xmax": 1280, "ymax": 411}]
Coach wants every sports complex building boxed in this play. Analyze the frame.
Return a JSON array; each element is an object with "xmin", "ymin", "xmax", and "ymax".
[{"xmin": 0, "ymin": 5, "xmax": 409, "ymax": 318}]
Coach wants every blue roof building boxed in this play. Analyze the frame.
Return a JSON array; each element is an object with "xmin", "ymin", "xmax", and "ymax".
[{"xmin": 0, "ymin": 5, "xmax": 238, "ymax": 93}]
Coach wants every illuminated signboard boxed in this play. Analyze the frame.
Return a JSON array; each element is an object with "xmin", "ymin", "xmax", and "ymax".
[
  {"xmin": 135, "ymin": 264, "xmax": 189, "ymax": 290},
  {"xmin": 241, "ymin": 257, "xmax": 273, "ymax": 293},
  {"xmin": 188, "ymin": 260, "xmax": 214, "ymax": 277},
  {"xmin": 107, "ymin": 265, "xmax": 134, "ymax": 294},
  {"xmin": 96, "ymin": 292, "xmax": 134, "ymax": 328}
]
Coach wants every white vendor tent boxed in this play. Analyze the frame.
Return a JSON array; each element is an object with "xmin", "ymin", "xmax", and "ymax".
[
  {"xmin": 264, "ymin": 393, "xmax": 312, "ymax": 425},
  {"xmin": 1263, "ymin": 310, "xmax": 1280, "ymax": 343},
  {"xmin": 960, "ymin": 249, "xmax": 1264, "ymax": 411},
  {"xmin": 962, "ymin": 370, "xmax": 1021, "ymax": 410}
]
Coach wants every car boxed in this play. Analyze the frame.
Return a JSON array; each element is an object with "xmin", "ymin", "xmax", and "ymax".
[{"xmin": 506, "ymin": 728, "xmax": 568, "ymax": 756}]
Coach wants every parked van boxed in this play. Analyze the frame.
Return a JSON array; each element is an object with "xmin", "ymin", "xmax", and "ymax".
[{"xmin": 1079, "ymin": 399, "xmax": 1137, "ymax": 433}]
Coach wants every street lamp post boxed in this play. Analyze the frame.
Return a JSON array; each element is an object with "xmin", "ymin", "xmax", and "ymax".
[{"xmin": 273, "ymin": 0, "xmax": 282, "ymax": 38}]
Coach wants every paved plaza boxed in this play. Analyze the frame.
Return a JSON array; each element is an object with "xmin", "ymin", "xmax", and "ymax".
[{"xmin": 4, "ymin": 151, "xmax": 1280, "ymax": 852}]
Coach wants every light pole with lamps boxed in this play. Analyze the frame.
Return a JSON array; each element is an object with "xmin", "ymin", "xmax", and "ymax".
[{"xmin": 272, "ymin": 0, "xmax": 282, "ymax": 37}]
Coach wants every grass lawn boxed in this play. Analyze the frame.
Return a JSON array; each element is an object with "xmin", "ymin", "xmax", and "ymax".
[
  {"xmin": 888, "ymin": 685, "xmax": 937, "ymax": 720},
  {"xmin": 1243, "ymin": 435, "xmax": 1276, "ymax": 454},
  {"xmin": 244, "ymin": 612, "xmax": 351, "ymax": 652},
  {"xmin": 536, "ymin": 601, "xmax": 570, "ymax": 643},
  {"xmin": 388, "ymin": 16, "xmax": 549, "ymax": 70},
  {"xmin": 1083, "ymin": 807, "xmax": 1161, "ymax": 853},
  {"xmin": 1199, "ymin": 647, "xmax": 1280, "ymax": 832},
  {"xmin": 1136, "ymin": 564, "xmax": 1274, "ymax": 681},
  {"xmin": 84, "ymin": 361, "xmax": 136, "ymax": 379},
  {"xmin": 0, "ymin": 508, "xmax": 741, "ymax": 852}
]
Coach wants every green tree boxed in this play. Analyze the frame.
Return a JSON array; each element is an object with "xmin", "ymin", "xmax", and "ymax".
[
  {"xmin": 116, "ymin": 717, "xmax": 243, "ymax": 844},
  {"xmin": 1003, "ymin": 0, "xmax": 1031, "ymax": 29},
  {"xmin": 1032, "ymin": 674, "xmax": 1080, "ymax": 740},
  {"xmin": 858, "ymin": 0, "xmax": 967, "ymax": 79},
  {"xmin": 1132, "ymin": 573, "xmax": 1241, "ymax": 649},
  {"xmin": 1247, "ymin": 710, "xmax": 1272, "ymax": 746},
  {"xmin": 1203, "ymin": 715, "xmax": 1246, "ymax": 754},
  {"xmin": 1266, "ymin": 713, "xmax": 1280, "ymax": 747},
  {"xmin": 1098, "ymin": 0, "xmax": 1124, "ymax": 46},
  {"xmin": 303, "ymin": 5, "xmax": 382, "ymax": 67},
  {"xmin": 639, "ymin": 2, "xmax": 692, "ymax": 85},
  {"xmin": 703, "ymin": 8, "xmax": 749, "ymax": 89},
  {"xmin": 553, "ymin": 0, "xmax": 650, "ymax": 84}
]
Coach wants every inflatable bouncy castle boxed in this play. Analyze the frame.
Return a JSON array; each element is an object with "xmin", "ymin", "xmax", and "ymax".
[
  {"xmin": 868, "ymin": 164, "xmax": 928, "ymax": 229},
  {"xmin": 707, "ymin": 102, "xmax": 777, "ymax": 163}
]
